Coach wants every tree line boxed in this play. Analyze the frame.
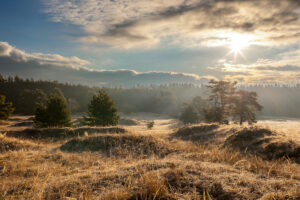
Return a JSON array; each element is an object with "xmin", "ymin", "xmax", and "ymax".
[
  {"xmin": 1, "ymin": 77, "xmax": 262, "ymax": 127},
  {"xmin": 1, "ymin": 74, "xmax": 300, "ymax": 119},
  {"xmin": 0, "ymin": 74, "xmax": 201, "ymax": 116}
]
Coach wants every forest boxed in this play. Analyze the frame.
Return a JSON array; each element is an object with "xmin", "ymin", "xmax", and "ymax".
[{"xmin": 1, "ymin": 74, "xmax": 300, "ymax": 118}]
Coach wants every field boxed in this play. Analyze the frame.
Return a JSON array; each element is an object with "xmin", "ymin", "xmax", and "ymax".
[{"xmin": 0, "ymin": 115, "xmax": 300, "ymax": 200}]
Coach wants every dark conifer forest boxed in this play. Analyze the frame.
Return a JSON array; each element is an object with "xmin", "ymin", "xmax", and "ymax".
[{"xmin": 1, "ymin": 74, "xmax": 300, "ymax": 118}]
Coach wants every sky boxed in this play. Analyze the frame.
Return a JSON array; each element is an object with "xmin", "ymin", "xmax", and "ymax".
[{"xmin": 0, "ymin": 0, "xmax": 300, "ymax": 86}]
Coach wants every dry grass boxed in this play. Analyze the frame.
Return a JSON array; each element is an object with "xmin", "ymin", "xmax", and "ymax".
[
  {"xmin": 0, "ymin": 134, "xmax": 39, "ymax": 153},
  {"xmin": 0, "ymin": 118, "xmax": 300, "ymax": 199},
  {"xmin": 173, "ymin": 124, "xmax": 300, "ymax": 163},
  {"xmin": 1, "ymin": 126, "xmax": 126, "ymax": 141},
  {"xmin": 60, "ymin": 133, "xmax": 174, "ymax": 158}
]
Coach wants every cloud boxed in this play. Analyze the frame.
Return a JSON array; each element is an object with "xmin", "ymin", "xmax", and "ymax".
[
  {"xmin": 255, "ymin": 65, "xmax": 300, "ymax": 72},
  {"xmin": 0, "ymin": 42, "xmax": 90, "ymax": 69},
  {"xmin": 43, "ymin": 0, "xmax": 300, "ymax": 48},
  {"xmin": 213, "ymin": 55, "xmax": 300, "ymax": 84},
  {"xmin": 0, "ymin": 41, "xmax": 214, "ymax": 86}
]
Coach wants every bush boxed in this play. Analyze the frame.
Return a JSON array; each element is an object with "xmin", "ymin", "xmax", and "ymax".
[
  {"xmin": 0, "ymin": 95, "xmax": 14, "ymax": 120},
  {"xmin": 34, "ymin": 92, "xmax": 72, "ymax": 127},
  {"xmin": 203, "ymin": 106, "xmax": 225, "ymax": 123},
  {"xmin": 179, "ymin": 104, "xmax": 201, "ymax": 124},
  {"xmin": 81, "ymin": 90, "xmax": 120, "ymax": 126},
  {"xmin": 147, "ymin": 121, "xmax": 154, "ymax": 129}
]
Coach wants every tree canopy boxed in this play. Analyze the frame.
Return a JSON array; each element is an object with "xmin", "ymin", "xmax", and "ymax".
[
  {"xmin": 179, "ymin": 96, "xmax": 206, "ymax": 124},
  {"xmin": 34, "ymin": 91, "xmax": 72, "ymax": 127},
  {"xmin": 180, "ymin": 104, "xmax": 201, "ymax": 124},
  {"xmin": 0, "ymin": 95, "xmax": 14, "ymax": 120},
  {"xmin": 232, "ymin": 90, "xmax": 263, "ymax": 125},
  {"xmin": 204, "ymin": 80, "xmax": 263, "ymax": 125},
  {"xmin": 81, "ymin": 90, "xmax": 120, "ymax": 126},
  {"xmin": 205, "ymin": 80, "xmax": 236, "ymax": 123}
]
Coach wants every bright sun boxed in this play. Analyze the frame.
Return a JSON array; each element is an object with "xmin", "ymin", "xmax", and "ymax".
[
  {"xmin": 230, "ymin": 36, "xmax": 248, "ymax": 54},
  {"xmin": 226, "ymin": 33, "xmax": 254, "ymax": 60}
]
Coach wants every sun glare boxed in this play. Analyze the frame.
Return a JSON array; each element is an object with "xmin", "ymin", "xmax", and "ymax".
[
  {"xmin": 225, "ymin": 33, "xmax": 254, "ymax": 61},
  {"xmin": 229, "ymin": 35, "xmax": 249, "ymax": 54}
]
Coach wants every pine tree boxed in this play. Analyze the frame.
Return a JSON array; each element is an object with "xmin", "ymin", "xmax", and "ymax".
[
  {"xmin": 0, "ymin": 95, "xmax": 15, "ymax": 120},
  {"xmin": 34, "ymin": 91, "xmax": 72, "ymax": 127},
  {"xmin": 17, "ymin": 89, "xmax": 47, "ymax": 115},
  {"xmin": 82, "ymin": 90, "xmax": 120, "ymax": 126}
]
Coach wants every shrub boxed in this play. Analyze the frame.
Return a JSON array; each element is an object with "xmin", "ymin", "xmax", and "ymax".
[
  {"xmin": 203, "ymin": 106, "xmax": 225, "ymax": 123},
  {"xmin": 34, "ymin": 92, "xmax": 72, "ymax": 127},
  {"xmin": 179, "ymin": 104, "xmax": 201, "ymax": 124},
  {"xmin": 0, "ymin": 95, "xmax": 14, "ymax": 120},
  {"xmin": 81, "ymin": 90, "xmax": 120, "ymax": 126},
  {"xmin": 147, "ymin": 121, "xmax": 154, "ymax": 129}
]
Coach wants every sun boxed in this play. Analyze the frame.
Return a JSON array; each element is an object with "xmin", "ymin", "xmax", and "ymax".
[
  {"xmin": 230, "ymin": 35, "xmax": 248, "ymax": 54},
  {"xmin": 226, "ymin": 33, "xmax": 254, "ymax": 61}
]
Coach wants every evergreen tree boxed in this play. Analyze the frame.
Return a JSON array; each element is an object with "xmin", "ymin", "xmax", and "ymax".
[
  {"xmin": 17, "ymin": 89, "xmax": 47, "ymax": 115},
  {"xmin": 34, "ymin": 91, "xmax": 72, "ymax": 127},
  {"xmin": 232, "ymin": 90, "xmax": 263, "ymax": 125},
  {"xmin": 82, "ymin": 90, "xmax": 120, "ymax": 126},
  {"xmin": 0, "ymin": 74, "xmax": 3, "ymax": 84},
  {"xmin": 0, "ymin": 95, "xmax": 15, "ymax": 120}
]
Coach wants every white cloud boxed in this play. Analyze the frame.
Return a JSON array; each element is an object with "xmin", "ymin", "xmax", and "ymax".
[
  {"xmin": 43, "ymin": 0, "xmax": 300, "ymax": 49},
  {"xmin": 0, "ymin": 41, "xmax": 215, "ymax": 86},
  {"xmin": 0, "ymin": 41, "xmax": 90, "ymax": 69},
  {"xmin": 214, "ymin": 52, "xmax": 300, "ymax": 84}
]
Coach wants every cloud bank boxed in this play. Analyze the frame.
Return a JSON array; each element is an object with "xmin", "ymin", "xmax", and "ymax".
[
  {"xmin": 215, "ymin": 56, "xmax": 300, "ymax": 84},
  {"xmin": 0, "ymin": 41, "xmax": 213, "ymax": 86},
  {"xmin": 44, "ymin": 0, "xmax": 300, "ymax": 48},
  {"xmin": 0, "ymin": 42, "xmax": 90, "ymax": 69}
]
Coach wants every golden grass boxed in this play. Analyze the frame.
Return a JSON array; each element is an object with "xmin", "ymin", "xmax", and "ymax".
[
  {"xmin": 0, "ymin": 134, "xmax": 39, "ymax": 153},
  {"xmin": 0, "ymin": 120, "xmax": 300, "ymax": 199}
]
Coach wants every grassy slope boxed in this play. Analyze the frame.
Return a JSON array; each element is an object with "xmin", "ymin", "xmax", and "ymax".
[{"xmin": 0, "ymin": 118, "xmax": 299, "ymax": 199}]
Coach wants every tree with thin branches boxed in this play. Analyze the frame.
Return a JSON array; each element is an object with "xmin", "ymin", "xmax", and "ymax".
[
  {"xmin": 205, "ymin": 80, "xmax": 236, "ymax": 123},
  {"xmin": 232, "ymin": 90, "xmax": 263, "ymax": 125}
]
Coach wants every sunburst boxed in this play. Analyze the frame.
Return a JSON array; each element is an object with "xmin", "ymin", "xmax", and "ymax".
[{"xmin": 226, "ymin": 33, "xmax": 253, "ymax": 61}]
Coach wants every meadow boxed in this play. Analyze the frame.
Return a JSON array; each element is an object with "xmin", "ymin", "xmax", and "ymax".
[{"xmin": 0, "ymin": 115, "xmax": 299, "ymax": 200}]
